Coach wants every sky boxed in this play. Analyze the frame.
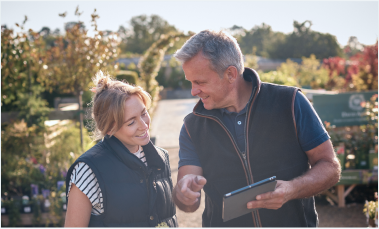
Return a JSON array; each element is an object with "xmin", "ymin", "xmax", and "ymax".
[{"xmin": 1, "ymin": 1, "xmax": 378, "ymax": 47}]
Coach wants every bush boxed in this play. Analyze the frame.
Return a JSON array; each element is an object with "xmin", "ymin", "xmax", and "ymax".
[
  {"xmin": 115, "ymin": 70, "xmax": 139, "ymax": 85},
  {"xmin": 259, "ymin": 70, "xmax": 298, "ymax": 86},
  {"xmin": 1, "ymin": 120, "xmax": 95, "ymax": 199}
]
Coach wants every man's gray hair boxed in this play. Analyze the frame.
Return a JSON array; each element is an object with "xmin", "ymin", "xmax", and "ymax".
[{"xmin": 174, "ymin": 30, "xmax": 244, "ymax": 77}]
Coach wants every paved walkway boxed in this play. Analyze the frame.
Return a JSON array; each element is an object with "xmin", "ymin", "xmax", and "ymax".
[
  {"xmin": 150, "ymin": 98, "xmax": 198, "ymax": 149},
  {"xmin": 150, "ymin": 98, "xmax": 204, "ymax": 227}
]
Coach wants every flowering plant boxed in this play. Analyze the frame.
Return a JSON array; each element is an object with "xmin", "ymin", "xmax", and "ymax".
[{"xmin": 363, "ymin": 200, "xmax": 378, "ymax": 219}]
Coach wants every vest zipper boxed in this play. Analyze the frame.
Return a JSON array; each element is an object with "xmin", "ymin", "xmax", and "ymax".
[
  {"xmin": 192, "ymin": 113, "xmax": 259, "ymax": 226},
  {"xmin": 194, "ymin": 112, "xmax": 251, "ymax": 184},
  {"xmin": 244, "ymin": 86, "xmax": 257, "ymax": 185},
  {"xmin": 244, "ymin": 87, "xmax": 261, "ymax": 227},
  {"xmin": 193, "ymin": 85, "xmax": 262, "ymax": 227}
]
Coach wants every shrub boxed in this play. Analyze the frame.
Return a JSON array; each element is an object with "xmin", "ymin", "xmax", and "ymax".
[{"xmin": 115, "ymin": 70, "xmax": 139, "ymax": 85}]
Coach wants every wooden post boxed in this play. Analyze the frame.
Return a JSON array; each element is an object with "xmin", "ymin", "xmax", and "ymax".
[
  {"xmin": 337, "ymin": 185, "xmax": 345, "ymax": 207},
  {"xmin": 78, "ymin": 91, "xmax": 84, "ymax": 151}
]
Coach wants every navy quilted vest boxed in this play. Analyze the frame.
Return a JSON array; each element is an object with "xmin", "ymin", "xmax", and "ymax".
[
  {"xmin": 65, "ymin": 135, "xmax": 178, "ymax": 227},
  {"xmin": 184, "ymin": 68, "xmax": 318, "ymax": 227}
]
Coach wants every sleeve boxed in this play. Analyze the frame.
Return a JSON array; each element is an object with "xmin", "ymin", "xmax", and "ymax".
[
  {"xmin": 68, "ymin": 162, "xmax": 104, "ymax": 215},
  {"xmin": 295, "ymin": 91, "xmax": 330, "ymax": 152},
  {"xmin": 178, "ymin": 124, "xmax": 202, "ymax": 168}
]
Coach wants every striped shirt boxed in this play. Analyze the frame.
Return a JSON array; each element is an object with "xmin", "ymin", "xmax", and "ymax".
[{"xmin": 67, "ymin": 146, "xmax": 147, "ymax": 215}]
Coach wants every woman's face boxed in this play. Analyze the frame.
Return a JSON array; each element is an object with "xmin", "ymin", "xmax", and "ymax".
[{"xmin": 112, "ymin": 94, "xmax": 150, "ymax": 153}]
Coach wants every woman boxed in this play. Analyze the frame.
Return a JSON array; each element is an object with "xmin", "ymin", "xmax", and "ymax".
[{"xmin": 64, "ymin": 71, "xmax": 177, "ymax": 227}]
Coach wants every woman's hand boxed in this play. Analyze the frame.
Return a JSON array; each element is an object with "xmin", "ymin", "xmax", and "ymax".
[{"xmin": 64, "ymin": 184, "xmax": 92, "ymax": 227}]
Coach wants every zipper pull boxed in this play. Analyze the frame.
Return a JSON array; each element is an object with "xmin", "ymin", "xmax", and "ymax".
[{"xmin": 242, "ymin": 153, "xmax": 247, "ymax": 160}]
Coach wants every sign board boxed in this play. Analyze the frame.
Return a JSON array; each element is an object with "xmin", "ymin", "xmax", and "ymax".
[
  {"xmin": 313, "ymin": 91, "xmax": 377, "ymax": 127},
  {"xmin": 336, "ymin": 169, "xmax": 378, "ymax": 185},
  {"xmin": 337, "ymin": 170, "xmax": 362, "ymax": 185}
]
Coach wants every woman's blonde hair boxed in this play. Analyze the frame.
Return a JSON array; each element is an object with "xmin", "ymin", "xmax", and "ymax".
[{"xmin": 90, "ymin": 71, "xmax": 151, "ymax": 141}]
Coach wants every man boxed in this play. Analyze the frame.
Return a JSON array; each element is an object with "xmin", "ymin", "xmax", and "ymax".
[{"xmin": 172, "ymin": 30, "xmax": 341, "ymax": 227}]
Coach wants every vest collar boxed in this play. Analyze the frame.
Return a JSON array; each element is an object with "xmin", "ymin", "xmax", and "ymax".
[
  {"xmin": 193, "ymin": 67, "xmax": 261, "ymax": 117},
  {"xmin": 103, "ymin": 135, "xmax": 166, "ymax": 172}
]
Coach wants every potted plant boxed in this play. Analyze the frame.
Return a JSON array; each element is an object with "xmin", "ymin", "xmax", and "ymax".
[{"xmin": 363, "ymin": 198, "xmax": 378, "ymax": 227}]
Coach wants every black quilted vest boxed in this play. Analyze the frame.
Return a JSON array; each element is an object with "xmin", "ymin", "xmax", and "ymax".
[
  {"xmin": 184, "ymin": 68, "xmax": 318, "ymax": 227},
  {"xmin": 65, "ymin": 135, "xmax": 178, "ymax": 227}
]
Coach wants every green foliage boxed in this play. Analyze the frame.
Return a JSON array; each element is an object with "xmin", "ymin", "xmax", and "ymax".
[
  {"xmin": 234, "ymin": 23, "xmax": 286, "ymax": 58},
  {"xmin": 274, "ymin": 20, "xmax": 343, "ymax": 59},
  {"xmin": 1, "ymin": 19, "xmax": 48, "ymax": 112},
  {"xmin": 31, "ymin": 196, "xmax": 43, "ymax": 226},
  {"xmin": 244, "ymin": 55, "xmax": 258, "ymax": 70},
  {"xmin": 262, "ymin": 54, "xmax": 349, "ymax": 90},
  {"xmin": 297, "ymin": 55, "xmax": 330, "ymax": 88},
  {"xmin": 14, "ymin": 85, "xmax": 51, "ymax": 128},
  {"xmin": 155, "ymin": 57, "xmax": 190, "ymax": 89},
  {"xmin": 47, "ymin": 193, "xmax": 65, "ymax": 226},
  {"xmin": 138, "ymin": 32, "xmax": 193, "ymax": 110},
  {"xmin": 118, "ymin": 15, "xmax": 178, "ymax": 54},
  {"xmin": 3, "ymin": 199, "xmax": 21, "ymax": 226},
  {"xmin": 116, "ymin": 70, "xmax": 139, "ymax": 85},
  {"xmin": 127, "ymin": 62, "xmax": 137, "ymax": 70},
  {"xmin": 1, "ymin": 120, "xmax": 94, "ymax": 198},
  {"xmin": 343, "ymin": 36, "xmax": 365, "ymax": 59},
  {"xmin": 39, "ymin": 7, "xmax": 120, "ymax": 96},
  {"xmin": 363, "ymin": 200, "xmax": 378, "ymax": 219},
  {"xmin": 1, "ymin": 22, "xmax": 51, "ymax": 130},
  {"xmin": 44, "ymin": 122, "xmax": 95, "ymax": 191},
  {"xmin": 82, "ymin": 89, "xmax": 93, "ymax": 108},
  {"xmin": 259, "ymin": 70, "xmax": 298, "ymax": 87},
  {"xmin": 275, "ymin": 55, "xmax": 330, "ymax": 89},
  {"xmin": 232, "ymin": 20, "xmax": 343, "ymax": 60},
  {"xmin": 48, "ymin": 122, "xmax": 95, "ymax": 165},
  {"xmin": 1, "ymin": 120, "xmax": 47, "ymax": 196},
  {"xmin": 244, "ymin": 47, "xmax": 259, "ymax": 70}
]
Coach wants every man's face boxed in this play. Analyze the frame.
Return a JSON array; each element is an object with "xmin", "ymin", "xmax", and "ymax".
[{"xmin": 183, "ymin": 53, "xmax": 231, "ymax": 110}]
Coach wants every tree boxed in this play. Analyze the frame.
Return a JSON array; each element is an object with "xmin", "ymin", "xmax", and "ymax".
[
  {"xmin": 348, "ymin": 41, "xmax": 378, "ymax": 91},
  {"xmin": 234, "ymin": 23, "xmax": 285, "ymax": 58},
  {"xmin": 273, "ymin": 20, "xmax": 343, "ymax": 59},
  {"xmin": 321, "ymin": 42, "xmax": 377, "ymax": 92},
  {"xmin": 1, "ymin": 16, "xmax": 50, "ymax": 127},
  {"xmin": 119, "ymin": 15, "xmax": 178, "ymax": 54},
  {"xmin": 343, "ymin": 36, "xmax": 365, "ymax": 59},
  {"xmin": 38, "ymin": 26, "xmax": 60, "ymax": 50},
  {"xmin": 231, "ymin": 21, "xmax": 342, "ymax": 60},
  {"xmin": 38, "ymin": 7, "xmax": 120, "ymax": 150}
]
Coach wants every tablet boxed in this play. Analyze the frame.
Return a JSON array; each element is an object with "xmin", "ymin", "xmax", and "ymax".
[{"xmin": 222, "ymin": 176, "xmax": 277, "ymax": 222}]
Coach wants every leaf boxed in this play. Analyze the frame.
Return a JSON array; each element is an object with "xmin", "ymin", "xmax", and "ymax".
[{"xmin": 58, "ymin": 12, "xmax": 67, "ymax": 18}]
